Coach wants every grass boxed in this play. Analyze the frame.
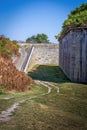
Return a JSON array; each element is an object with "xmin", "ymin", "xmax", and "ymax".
[
  {"xmin": 0, "ymin": 84, "xmax": 48, "ymax": 113},
  {"xmin": 0, "ymin": 64, "xmax": 87, "ymax": 130},
  {"xmin": 28, "ymin": 65, "xmax": 69, "ymax": 82}
]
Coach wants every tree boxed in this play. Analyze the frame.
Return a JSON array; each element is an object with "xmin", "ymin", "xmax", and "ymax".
[
  {"xmin": 55, "ymin": 35, "xmax": 58, "ymax": 39},
  {"xmin": 26, "ymin": 33, "xmax": 49, "ymax": 43},
  {"xmin": 26, "ymin": 35, "xmax": 36, "ymax": 43},
  {"xmin": 36, "ymin": 33, "xmax": 49, "ymax": 43}
]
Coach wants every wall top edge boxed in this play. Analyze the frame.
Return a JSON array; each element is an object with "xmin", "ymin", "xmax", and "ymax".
[{"xmin": 59, "ymin": 26, "xmax": 87, "ymax": 41}]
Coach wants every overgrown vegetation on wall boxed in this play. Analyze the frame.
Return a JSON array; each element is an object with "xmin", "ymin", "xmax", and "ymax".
[
  {"xmin": 57, "ymin": 3, "xmax": 87, "ymax": 39},
  {"xmin": 0, "ymin": 36, "xmax": 19, "ymax": 56},
  {"xmin": 0, "ymin": 36, "xmax": 34, "ymax": 92}
]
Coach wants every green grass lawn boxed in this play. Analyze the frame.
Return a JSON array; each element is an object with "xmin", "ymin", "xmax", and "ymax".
[
  {"xmin": 0, "ymin": 65, "xmax": 87, "ymax": 130},
  {"xmin": 28, "ymin": 65, "xmax": 69, "ymax": 83}
]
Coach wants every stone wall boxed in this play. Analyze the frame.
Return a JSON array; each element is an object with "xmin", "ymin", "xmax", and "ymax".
[
  {"xmin": 28, "ymin": 44, "xmax": 59, "ymax": 70},
  {"xmin": 59, "ymin": 29, "xmax": 87, "ymax": 83}
]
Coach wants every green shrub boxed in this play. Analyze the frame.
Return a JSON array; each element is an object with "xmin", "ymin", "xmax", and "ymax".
[
  {"xmin": 58, "ymin": 3, "xmax": 87, "ymax": 39},
  {"xmin": 0, "ymin": 87, "xmax": 5, "ymax": 94},
  {"xmin": 1, "ymin": 40, "xmax": 7, "ymax": 47}
]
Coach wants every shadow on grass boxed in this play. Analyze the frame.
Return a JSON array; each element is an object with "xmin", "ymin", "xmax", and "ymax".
[{"xmin": 28, "ymin": 65, "xmax": 70, "ymax": 83}]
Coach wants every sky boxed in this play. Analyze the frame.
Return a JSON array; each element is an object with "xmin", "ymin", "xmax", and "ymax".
[{"xmin": 0, "ymin": 0, "xmax": 87, "ymax": 43}]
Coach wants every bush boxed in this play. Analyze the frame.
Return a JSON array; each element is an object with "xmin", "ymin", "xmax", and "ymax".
[
  {"xmin": 0, "ymin": 87, "xmax": 5, "ymax": 94},
  {"xmin": 58, "ymin": 3, "xmax": 87, "ymax": 39}
]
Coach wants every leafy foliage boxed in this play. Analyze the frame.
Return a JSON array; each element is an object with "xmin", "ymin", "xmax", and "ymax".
[
  {"xmin": 26, "ymin": 35, "xmax": 36, "ymax": 43},
  {"xmin": 26, "ymin": 33, "xmax": 49, "ymax": 43},
  {"xmin": 57, "ymin": 3, "xmax": 87, "ymax": 39},
  {"xmin": 36, "ymin": 33, "xmax": 49, "ymax": 43}
]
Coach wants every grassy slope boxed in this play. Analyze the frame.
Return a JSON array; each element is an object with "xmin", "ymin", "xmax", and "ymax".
[
  {"xmin": 0, "ymin": 37, "xmax": 19, "ymax": 56},
  {"xmin": 0, "ymin": 37, "xmax": 33, "ymax": 91},
  {"xmin": 0, "ymin": 65, "xmax": 87, "ymax": 130}
]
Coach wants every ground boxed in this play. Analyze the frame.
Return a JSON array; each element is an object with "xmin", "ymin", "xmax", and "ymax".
[{"xmin": 0, "ymin": 65, "xmax": 87, "ymax": 130}]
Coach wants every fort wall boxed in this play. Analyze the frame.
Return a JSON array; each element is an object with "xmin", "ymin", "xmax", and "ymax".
[
  {"xmin": 27, "ymin": 44, "xmax": 59, "ymax": 71},
  {"xmin": 59, "ymin": 28, "xmax": 87, "ymax": 83}
]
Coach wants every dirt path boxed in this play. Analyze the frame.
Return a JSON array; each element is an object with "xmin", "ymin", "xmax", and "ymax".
[
  {"xmin": 41, "ymin": 81, "xmax": 59, "ymax": 93},
  {"xmin": 0, "ymin": 80, "xmax": 59, "ymax": 122}
]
